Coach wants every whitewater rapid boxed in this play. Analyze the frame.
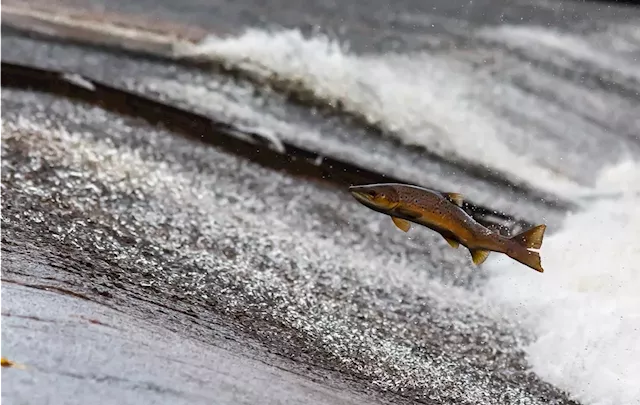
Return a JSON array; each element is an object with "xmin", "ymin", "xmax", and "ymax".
[
  {"xmin": 173, "ymin": 24, "xmax": 640, "ymax": 405},
  {"xmin": 175, "ymin": 28, "xmax": 595, "ymax": 197},
  {"xmin": 485, "ymin": 160, "xmax": 640, "ymax": 405}
]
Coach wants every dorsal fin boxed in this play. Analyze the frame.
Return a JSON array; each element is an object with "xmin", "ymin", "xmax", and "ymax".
[
  {"xmin": 442, "ymin": 192, "xmax": 464, "ymax": 207},
  {"xmin": 391, "ymin": 216, "xmax": 411, "ymax": 232},
  {"xmin": 469, "ymin": 249, "xmax": 490, "ymax": 265},
  {"xmin": 510, "ymin": 224, "xmax": 546, "ymax": 250}
]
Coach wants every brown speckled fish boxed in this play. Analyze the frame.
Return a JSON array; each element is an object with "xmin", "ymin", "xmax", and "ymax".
[{"xmin": 349, "ymin": 183, "xmax": 547, "ymax": 273}]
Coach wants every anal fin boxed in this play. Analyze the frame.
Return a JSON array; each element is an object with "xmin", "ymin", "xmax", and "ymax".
[
  {"xmin": 443, "ymin": 236, "xmax": 459, "ymax": 249},
  {"xmin": 442, "ymin": 192, "xmax": 464, "ymax": 207},
  {"xmin": 469, "ymin": 249, "xmax": 490, "ymax": 265},
  {"xmin": 391, "ymin": 216, "xmax": 411, "ymax": 232}
]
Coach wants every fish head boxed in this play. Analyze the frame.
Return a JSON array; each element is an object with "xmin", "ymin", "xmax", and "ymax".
[{"xmin": 349, "ymin": 184, "xmax": 400, "ymax": 212}]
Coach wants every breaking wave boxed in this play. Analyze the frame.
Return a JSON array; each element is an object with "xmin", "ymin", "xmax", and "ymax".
[
  {"xmin": 485, "ymin": 160, "xmax": 640, "ymax": 405},
  {"xmin": 174, "ymin": 28, "xmax": 588, "ymax": 199}
]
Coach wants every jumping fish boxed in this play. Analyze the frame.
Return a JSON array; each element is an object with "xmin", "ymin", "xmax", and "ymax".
[{"xmin": 349, "ymin": 183, "xmax": 547, "ymax": 272}]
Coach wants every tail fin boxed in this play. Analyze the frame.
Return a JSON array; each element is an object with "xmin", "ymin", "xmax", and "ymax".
[
  {"xmin": 507, "ymin": 249, "xmax": 544, "ymax": 272},
  {"xmin": 507, "ymin": 224, "xmax": 547, "ymax": 273},
  {"xmin": 511, "ymin": 224, "xmax": 546, "ymax": 250}
]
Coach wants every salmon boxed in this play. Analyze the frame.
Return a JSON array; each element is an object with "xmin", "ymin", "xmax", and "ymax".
[{"xmin": 349, "ymin": 183, "xmax": 547, "ymax": 272}]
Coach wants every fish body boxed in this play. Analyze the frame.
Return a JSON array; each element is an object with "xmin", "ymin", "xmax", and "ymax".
[{"xmin": 349, "ymin": 183, "xmax": 546, "ymax": 272}]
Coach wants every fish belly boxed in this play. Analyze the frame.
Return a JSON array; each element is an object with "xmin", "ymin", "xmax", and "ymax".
[{"xmin": 417, "ymin": 212, "xmax": 473, "ymax": 246}]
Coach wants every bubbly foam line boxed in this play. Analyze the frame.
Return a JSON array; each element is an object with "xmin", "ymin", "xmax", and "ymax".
[
  {"xmin": 3, "ymin": 114, "xmax": 553, "ymax": 403},
  {"xmin": 175, "ymin": 28, "xmax": 587, "ymax": 199},
  {"xmin": 485, "ymin": 159, "xmax": 640, "ymax": 405}
]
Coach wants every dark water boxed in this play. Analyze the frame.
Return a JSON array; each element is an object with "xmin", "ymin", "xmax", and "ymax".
[{"xmin": 2, "ymin": 0, "xmax": 640, "ymax": 404}]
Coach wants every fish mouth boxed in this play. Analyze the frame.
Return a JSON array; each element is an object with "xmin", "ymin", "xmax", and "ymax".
[
  {"xmin": 349, "ymin": 188, "xmax": 374, "ymax": 204},
  {"xmin": 349, "ymin": 187, "xmax": 398, "ymax": 211},
  {"xmin": 349, "ymin": 185, "xmax": 399, "ymax": 211}
]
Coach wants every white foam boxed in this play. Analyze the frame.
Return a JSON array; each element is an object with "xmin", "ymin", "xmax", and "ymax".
[
  {"xmin": 175, "ymin": 28, "xmax": 586, "ymax": 198},
  {"xmin": 485, "ymin": 160, "xmax": 640, "ymax": 405}
]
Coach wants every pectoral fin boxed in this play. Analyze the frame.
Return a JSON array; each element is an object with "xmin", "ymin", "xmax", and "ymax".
[
  {"xmin": 443, "ymin": 236, "xmax": 459, "ymax": 249},
  {"xmin": 469, "ymin": 249, "xmax": 490, "ymax": 265},
  {"xmin": 442, "ymin": 192, "xmax": 464, "ymax": 207},
  {"xmin": 391, "ymin": 216, "xmax": 411, "ymax": 232}
]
